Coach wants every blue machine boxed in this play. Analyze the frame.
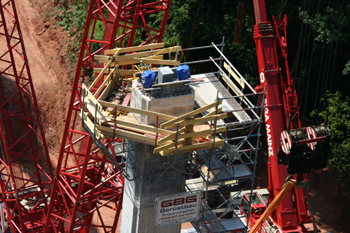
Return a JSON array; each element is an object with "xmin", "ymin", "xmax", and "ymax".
[
  {"xmin": 176, "ymin": 65, "xmax": 191, "ymax": 80},
  {"xmin": 141, "ymin": 70, "xmax": 155, "ymax": 88}
]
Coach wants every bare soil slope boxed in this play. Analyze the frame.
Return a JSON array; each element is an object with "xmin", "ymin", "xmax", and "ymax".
[
  {"xmin": 16, "ymin": 0, "xmax": 72, "ymax": 157},
  {"xmin": 14, "ymin": 0, "xmax": 350, "ymax": 232}
]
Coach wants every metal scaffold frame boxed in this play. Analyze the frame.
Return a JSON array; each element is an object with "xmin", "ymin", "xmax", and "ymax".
[
  {"xmin": 185, "ymin": 48, "xmax": 265, "ymax": 232},
  {"xmin": 44, "ymin": 0, "xmax": 172, "ymax": 232},
  {"xmin": 0, "ymin": 1, "xmax": 53, "ymax": 232},
  {"xmin": 77, "ymin": 41, "xmax": 265, "ymax": 232}
]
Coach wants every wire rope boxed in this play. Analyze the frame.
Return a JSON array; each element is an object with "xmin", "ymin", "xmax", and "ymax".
[
  {"xmin": 301, "ymin": 0, "xmax": 320, "ymax": 125},
  {"xmin": 321, "ymin": 0, "xmax": 339, "ymax": 115},
  {"xmin": 329, "ymin": 0, "xmax": 344, "ymax": 94},
  {"xmin": 296, "ymin": 0, "xmax": 309, "ymax": 98},
  {"xmin": 317, "ymin": 0, "xmax": 333, "ymax": 117},
  {"xmin": 297, "ymin": 0, "xmax": 313, "ymax": 112}
]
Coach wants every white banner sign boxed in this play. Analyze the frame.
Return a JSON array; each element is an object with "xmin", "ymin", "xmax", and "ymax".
[{"xmin": 154, "ymin": 191, "xmax": 202, "ymax": 227}]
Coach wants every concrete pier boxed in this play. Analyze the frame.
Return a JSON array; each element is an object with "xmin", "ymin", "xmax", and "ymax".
[{"xmin": 121, "ymin": 141, "xmax": 187, "ymax": 233}]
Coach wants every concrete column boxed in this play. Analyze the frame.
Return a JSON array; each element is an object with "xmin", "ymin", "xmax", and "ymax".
[{"xmin": 121, "ymin": 141, "xmax": 187, "ymax": 233}]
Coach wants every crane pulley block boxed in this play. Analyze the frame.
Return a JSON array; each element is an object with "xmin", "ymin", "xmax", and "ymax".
[{"xmin": 278, "ymin": 125, "xmax": 330, "ymax": 174}]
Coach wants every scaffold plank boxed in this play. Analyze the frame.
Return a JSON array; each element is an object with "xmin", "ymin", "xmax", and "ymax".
[
  {"xmin": 104, "ymin": 43, "xmax": 165, "ymax": 55},
  {"xmin": 93, "ymin": 68, "xmax": 134, "ymax": 76},
  {"xmin": 160, "ymin": 100, "xmax": 222, "ymax": 129},
  {"xmin": 160, "ymin": 139, "xmax": 225, "ymax": 156},
  {"xmin": 190, "ymin": 73, "xmax": 251, "ymax": 123},
  {"xmin": 99, "ymin": 100, "xmax": 176, "ymax": 121},
  {"xmin": 105, "ymin": 120, "xmax": 173, "ymax": 136}
]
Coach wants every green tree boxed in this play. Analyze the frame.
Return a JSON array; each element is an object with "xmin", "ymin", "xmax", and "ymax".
[{"xmin": 312, "ymin": 92, "xmax": 350, "ymax": 176}]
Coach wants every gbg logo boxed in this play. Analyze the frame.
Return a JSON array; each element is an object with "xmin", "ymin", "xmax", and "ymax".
[{"xmin": 161, "ymin": 195, "xmax": 197, "ymax": 207}]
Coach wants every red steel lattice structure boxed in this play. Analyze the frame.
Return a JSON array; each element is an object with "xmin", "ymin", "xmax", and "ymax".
[
  {"xmin": 44, "ymin": 0, "xmax": 172, "ymax": 232},
  {"xmin": 0, "ymin": 1, "xmax": 53, "ymax": 232}
]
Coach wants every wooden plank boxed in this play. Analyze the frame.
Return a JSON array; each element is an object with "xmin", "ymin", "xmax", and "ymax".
[
  {"xmin": 174, "ymin": 112, "xmax": 233, "ymax": 128},
  {"xmin": 170, "ymin": 108, "xmax": 224, "ymax": 131},
  {"xmin": 114, "ymin": 46, "xmax": 181, "ymax": 62},
  {"xmin": 98, "ymin": 100, "xmax": 176, "ymax": 121},
  {"xmin": 108, "ymin": 58, "xmax": 179, "ymax": 66},
  {"xmin": 84, "ymin": 115, "xmax": 101, "ymax": 139},
  {"xmin": 153, "ymin": 139, "xmax": 185, "ymax": 154},
  {"xmin": 97, "ymin": 124, "xmax": 156, "ymax": 144},
  {"xmin": 157, "ymin": 128, "xmax": 186, "ymax": 145},
  {"xmin": 85, "ymin": 98, "xmax": 111, "ymax": 123},
  {"xmin": 184, "ymin": 119, "xmax": 194, "ymax": 146},
  {"xmin": 105, "ymin": 43, "xmax": 165, "ymax": 55},
  {"xmin": 206, "ymin": 107, "xmax": 222, "ymax": 117},
  {"xmin": 221, "ymin": 73, "xmax": 243, "ymax": 100},
  {"xmin": 94, "ymin": 68, "xmax": 116, "ymax": 99},
  {"xmin": 97, "ymin": 77, "xmax": 117, "ymax": 101},
  {"xmin": 100, "ymin": 55, "xmax": 164, "ymax": 65},
  {"xmin": 160, "ymin": 100, "xmax": 222, "ymax": 129},
  {"xmin": 224, "ymin": 62, "xmax": 245, "ymax": 89},
  {"xmin": 142, "ymin": 59, "xmax": 179, "ymax": 66},
  {"xmin": 104, "ymin": 120, "xmax": 173, "ymax": 136},
  {"xmin": 82, "ymin": 85, "xmax": 112, "ymax": 123},
  {"xmin": 114, "ymin": 124, "xmax": 157, "ymax": 136},
  {"xmin": 93, "ymin": 68, "xmax": 134, "ymax": 76},
  {"xmin": 89, "ymin": 59, "xmax": 117, "ymax": 91},
  {"xmin": 142, "ymin": 55, "xmax": 164, "ymax": 60},
  {"xmin": 160, "ymin": 139, "xmax": 225, "ymax": 156},
  {"xmin": 94, "ymin": 55, "xmax": 109, "ymax": 63},
  {"xmin": 122, "ymin": 93, "xmax": 131, "ymax": 106},
  {"xmin": 83, "ymin": 85, "xmax": 101, "ymax": 109},
  {"xmin": 177, "ymin": 127, "xmax": 226, "ymax": 140},
  {"xmin": 129, "ymin": 59, "xmax": 180, "ymax": 66}
]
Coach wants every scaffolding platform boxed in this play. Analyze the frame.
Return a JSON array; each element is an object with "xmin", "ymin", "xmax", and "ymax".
[
  {"xmin": 202, "ymin": 156, "xmax": 253, "ymax": 182},
  {"xmin": 190, "ymin": 73, "xmax": 251, "ymax": 123},
  {"xmin": 192, "ymin": 207, "xmax": 245, "ymax": 233},
  {"xmin": 186, "ymin": 178, "xmax": 237, "ymax": 192}
]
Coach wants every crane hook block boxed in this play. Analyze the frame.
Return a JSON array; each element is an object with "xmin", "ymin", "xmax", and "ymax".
[{"xmin": 278, "ymin": 125, "xmax": 330, "ymax": 175}]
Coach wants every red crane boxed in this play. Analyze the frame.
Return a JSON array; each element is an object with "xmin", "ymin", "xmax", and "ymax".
[
  {"xmin": 249, "ymin": 0, "xmax": 329, "ymax": 232},
  {"xmin": 0, "ymin": 1, "xmax": 330, "ymax": 232},
  {"xmin": 44, "ymin": 0, "xmax": 171, "ymax": 232},
  {"xmin": 0, "ymin": 1, "xmax": 53, "ymax": 232}
]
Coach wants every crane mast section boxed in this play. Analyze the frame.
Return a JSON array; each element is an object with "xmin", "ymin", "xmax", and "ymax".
[
  {"xmin": 253, "ymin": 19, "xmax": 300, "ymax": 230},
  {"xmin": 252, "ymin": 0, "xmax": 330, "ymax": 232}
]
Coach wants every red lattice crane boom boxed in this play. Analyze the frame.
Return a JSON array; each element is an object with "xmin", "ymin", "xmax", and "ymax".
[
  {"xmin": 251, "ymin": 0, "xmax": 329, "ymax": 232},
  {"xmin": 0, "ymin": 1, "xmax": 53, "ymax": 232},
  {"xmin": 44, "ymin": 0, "xmax": 171, "ymax": 232}
]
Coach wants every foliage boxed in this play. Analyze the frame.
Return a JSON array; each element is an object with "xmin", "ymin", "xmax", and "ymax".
[
  {"xmin": 288, "ymin": 1, "xmax": 350, "ymax": 117},
  {"xmin": 343, "ymin": 60, "xmax": 350, "ymax": 75},
  {"xmin": 162, "ymin": 0, "xmax": 259, "ymax": 84},
  {"xmin": 299, "ymin": 5, "xmax": 350, "ymax": 43},
  {"xmin": 57, "ymin": 0, "xmax": 89, "ymax": 37},
  {"xmin": 311, "ymin": 92, "xmax": 350, "ymax": 175},
  {"xmin": 56, "ymin": 0, "xmax": 90, "ymax": 63}
]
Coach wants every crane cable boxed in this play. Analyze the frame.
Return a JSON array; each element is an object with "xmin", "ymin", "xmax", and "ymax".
[
  {"xmin": 169, "ymin": 46, "xmax": 186, "ymax": 63},
  {"xmin": 312, "ymin": 0, "xmax": 338, "ymax": 123},
  {"xmin": 318, "ymin": 0, "xmax": 333, "ymax": 116},
  {"xmin": 301, "ymin": 0, "xmax": 320, "ymax": 125},
  {"xmin": 320, "ymin": 0, "xmax": 339, "ymax": 115},
  {"xmin": 329, "ymin": 0, "xmax": 344, "ymax": 94},
  {"xmin": 297, "ymin": 0, "xmax": 313, "ymax": 107},
  {"xmin": 298, "ymin": 0, "xmax": 316, "ymax": 125},
  {"xmin": 295, "ymin": 0, "xmax": 308, "ymax": 98}
]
